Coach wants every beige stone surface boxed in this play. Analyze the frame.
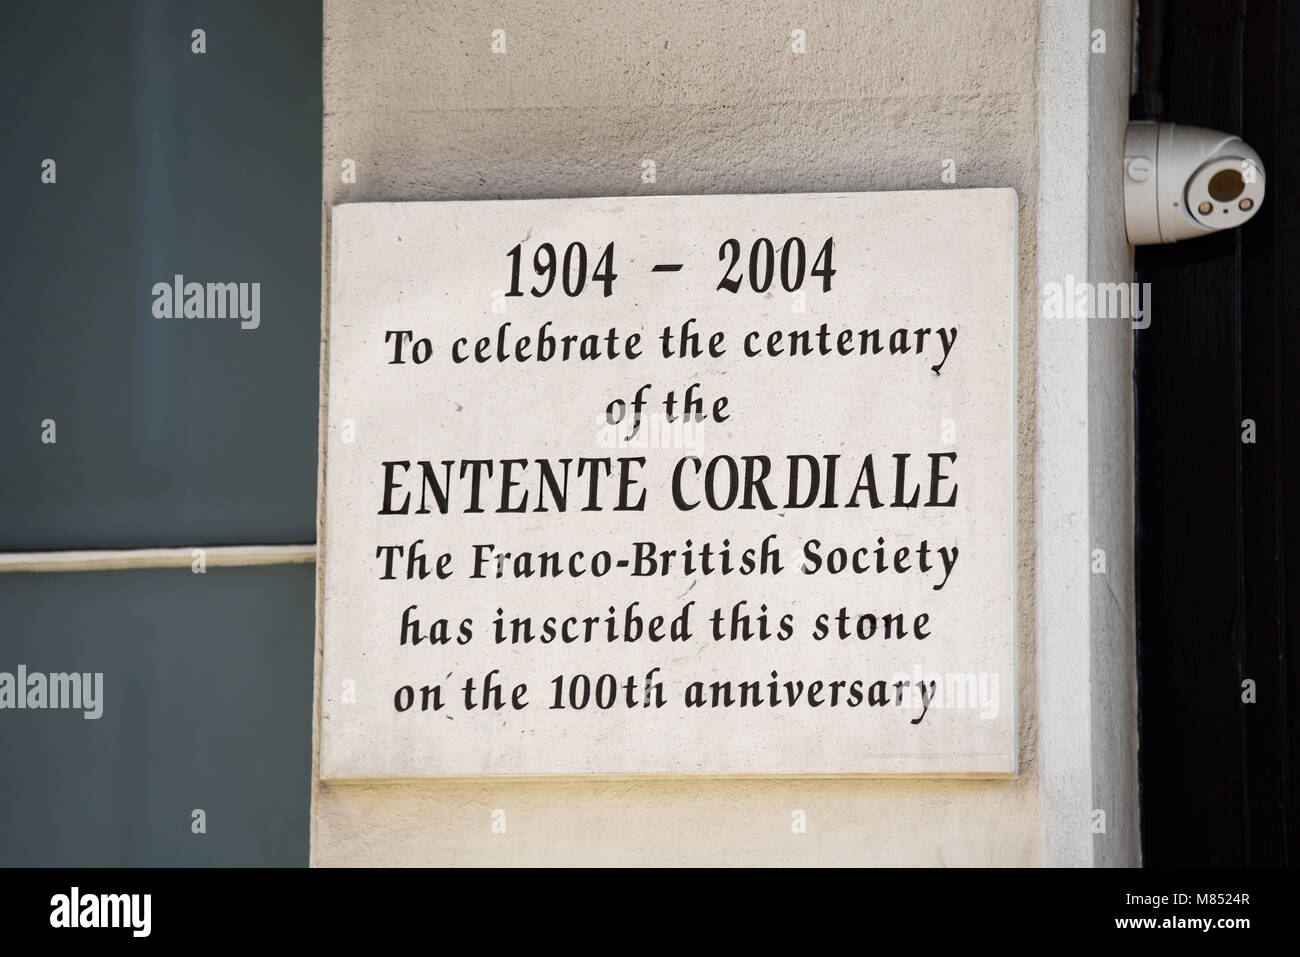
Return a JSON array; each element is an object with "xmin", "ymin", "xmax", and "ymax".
[{"xmin": 316, "ymin": 0, "xmax": 1044, "ymax": 865}]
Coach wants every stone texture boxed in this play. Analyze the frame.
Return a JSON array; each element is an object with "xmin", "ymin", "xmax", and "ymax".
[{"xmin": 316, "ymin": 0, "xmax": 1044, "ymax": 867}]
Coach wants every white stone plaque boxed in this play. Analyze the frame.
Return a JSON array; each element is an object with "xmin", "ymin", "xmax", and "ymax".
[{"xmin": 320, "ymin": 190, "xmax": 1017, "ymax": 779}]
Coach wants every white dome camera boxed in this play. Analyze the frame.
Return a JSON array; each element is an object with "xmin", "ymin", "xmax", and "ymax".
[{"xmin": 1124, "ymin": 121, "xmax": 1266, "ymax": 245}]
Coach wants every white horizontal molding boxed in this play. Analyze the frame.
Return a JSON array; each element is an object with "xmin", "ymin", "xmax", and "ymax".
[{"xmin": 0, "ymin": 544, "xmax": 316, "ymax": 574}]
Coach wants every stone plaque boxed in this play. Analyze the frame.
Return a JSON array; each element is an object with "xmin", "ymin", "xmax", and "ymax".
[{"xmin": 320, "ymin": 190, "xmax": 1017, "ymax": 778}]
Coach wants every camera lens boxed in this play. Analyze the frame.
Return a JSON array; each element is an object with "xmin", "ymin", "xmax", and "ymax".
[{"xmin": 1208, "ymin": 167, "xmax": 1245, "ymax": 202}]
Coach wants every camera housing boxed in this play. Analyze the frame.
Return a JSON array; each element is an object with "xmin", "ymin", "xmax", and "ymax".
[{"xmin": 1124, "ymin": 121, "xmax": 1266, "ymax": 245}]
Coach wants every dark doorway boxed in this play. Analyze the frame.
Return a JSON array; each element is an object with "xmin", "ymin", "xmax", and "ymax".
[{"xmin": 1136, "ymin": 0, "xmax": 1300, "ymax": 865}]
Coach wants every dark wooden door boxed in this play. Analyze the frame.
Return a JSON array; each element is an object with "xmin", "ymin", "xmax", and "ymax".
[{"xmin": 1136, "ymin": 0, "xmax": 1300, "ymax": 865}]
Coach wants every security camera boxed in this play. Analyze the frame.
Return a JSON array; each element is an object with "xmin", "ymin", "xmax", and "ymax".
[{"xmin": 1124, "ymin": 121, "xmax": 1265, "ymax": 245}]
